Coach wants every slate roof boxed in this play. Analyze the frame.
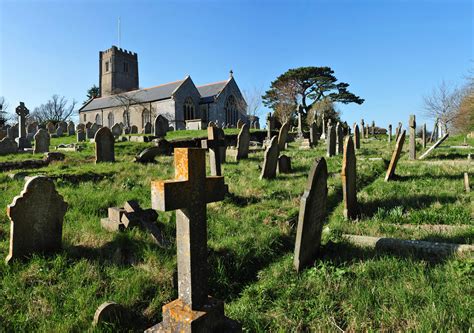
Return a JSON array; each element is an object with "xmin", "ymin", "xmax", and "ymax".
[
  {"xmin": 80, "ymin": 79, "xmax": 185, "ymax": 112},
  {"xmin": 196, "ymin": 80, "xmax": 229, "ymax": 104}
]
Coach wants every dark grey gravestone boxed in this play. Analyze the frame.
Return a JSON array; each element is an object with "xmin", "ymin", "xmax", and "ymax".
[
  {"xmin": 293, "ymin": 157, "xmax": 328, "ymax": 272},
  {"xmin": 354, "ymin": 124, "xmax": 360, "ymax": 149},
  {"xmin": 310, "ymin": 121, "xmax": 318, "ymax": 147},
  {"xmin": 342, "ymin": 136, "xmax": 358, "ymax": 219},
  {"xmin": 422, "ymin": 123, "xmax": 426, "ymax": 149},
  {"xmin": 327, "ymin": 124, "xmax": 336, "ymax": 157},
  {"xmin": 154, "ymin": 115, "xmax": 169, "ymax": 137},
  {"xmin": 67, "ymin": 121, "xmax": 75, "ymax": 136},
  {"xmin": 95, "ymin": 127, "xmax": 115, "ymax": 163},
  {"xmin": 111, "ymin": 123, "xmax": 122, "ymax": 138},
  {"xmin": 144, "ymin": 122, "xmax": 152, "ymax": 134},
  {"xmin": 409, "ymin": 115, "xmax": 416, "ymax": 160},
  {"xmin": 130, "ymin": 125, "xmax": 138, "ymax": 134},
  {"xmin": 278, "ymin": 155, "xmax": 292, "ymax": 173},
  {"xmin": 0, "ymin": 137, "xmax": 18, "ymax": 155},
  {"xmin": 388, "ymin": 124, "xmax": 392, "ymax": 143},
  {"xmin": 336, "ymin": 122, "xmax": 343, "ymax": 155},
  {"xmin": 77, "ymin": 129, "xmax": 86, "ymax": 142},
  {"xmin": 201, "ymin": 126, "xmax": 226, "ymax": 176},
  {"xmin": 236, "ymin": 123, "xmax": 250, "ymax": 160}
]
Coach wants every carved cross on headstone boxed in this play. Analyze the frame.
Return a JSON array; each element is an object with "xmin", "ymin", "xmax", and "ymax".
[
  {"xmin": 151, "ymin": 148, "xmax": 226, "ymax": 309},
  {"xmin": 201, "ymin": 126, "xmax": 226, "ymax": 176}
]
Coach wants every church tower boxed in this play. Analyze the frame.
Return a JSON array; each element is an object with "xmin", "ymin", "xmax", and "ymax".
[{"xmin": 99, "ymin": 45, "xmax": 139, "ymax": 97}]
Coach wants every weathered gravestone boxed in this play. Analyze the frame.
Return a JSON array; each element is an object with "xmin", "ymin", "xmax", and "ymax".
[
  {"xmin": 154, "ymin": 115, "xmax": 169, "ymax": 137},
  {"xmin": 310, "ymin": 121, "xmax": 318, "ymax": 147},
  {"xmin": 235, "ymin": 123, "xmax": 250, "ymax": 160},
  {"xmin": 260, "ymin": 136, "xmax": 279, "ymax": 180},
  {"xmin": 422, "ymin": 123, "xmax": 427, "ymax": 149},
  {"xmin": 5, "ymin": 176, "xmax": 68, "ymax": 263},
  {"xmin": 336, "ymin": 122, "xmax": 344, "ymax": 155},
  {"xmin": 130, "ymin": 125, "xmax": 138, "ymax": 134},
  {"xmin": 77, "ymin": 129, "xmax": 86, "ymax": 142},
  {"xmin": 86, "ymin": 121, "xmax": 92, "ymax": 129},
  {"xmin": 92, "ymin": 302, "xmax": 130, "ymax": 327},
  {"xmin": 144, "ymin": 122, "xmax": 152, "ymax": 134},
  {"xmin": 76, "ymin": 123, "xmax": 85, "ymax": 132},
  {"xmin": 47, "ymin": 122, "xmax": 55, "ymax": 134},
  {"xmin": 56, "ymin": 126, "xmax": 64, "ymax": 137},
  {"xmin": 384, "ymin": 130, "xmax": 406, "ymax": 181},
  {"xmin": 360, "ymin": 119, "xmax": 365, "ymax": 138},
  {"xmin": 34, "ymin": 128, "xmax": 50, "ymax": 154},
  {"xmin": 278, "ymin": 155, "xmax": 292, "ymax": 173},
  {"xmin": 419, "ymin": 133, "xmax": 449, "ymax": 160},
  {"xmin": 409, "ymin": 115, "xmax": 416, "ymax": 160},
  {"xmin": 0, "ymin": 137, "xmax": 17, "ymax": 155},
  {"xmin": 27, "ymin": 122, "xmax": 38, "ymax": 134},
  {"xmin": 371, "ymin": 121, "xmax": 375, "ymax": 136},
  {"xmin": 87, "ymin": 123, "xmax": 98, "ymax": 139},
  {"xmin": 277, "ymin": 121, "xmax": 289, "ymax": 151},
  {"xmin": 297, "ymin": 104, "xmax": 304, "ymax": 139},
  {"xmin": 148, "ymin": 148, "xmax": 240, "ymax": 332},
  {"xmin": 67, "ymin": 121, "xmax": 75, "ymax": 136},
  {"xmin": 111, "ymin": 123, "xmax": 122, "ymax": 138},
  {"xmin": 293, "ymin": 157, "xmax": 328, "ymax": 272},
  {"xmin": 58, "ymin": 121, "xmax": 67, "ymax": 133},
  {"xmin": 354, "ymin": 124, "xmax": 360, "ymax": 149},
  {"xmin": 326, "ymin": 124, "xmax": 336, "ymax": 157},
  {"xmin": 95, "ymin": 127, "xmax": 115, "ymax": 163},
  {"xmin": 201, "ymin": 126, "xmax": 226, "ymax": 176},
  {"xmin": 342, "ymin": 136, "xmax": 358, "ymax": 219},
  {"xmin": 134, "ymin": 147, "xmax": 163, "ymax": 163}
]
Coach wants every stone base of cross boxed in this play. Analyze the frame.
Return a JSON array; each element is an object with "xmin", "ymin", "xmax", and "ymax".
[{"xmin": 147, "ymin": 148, "xmax": 240, "ymax": 332}]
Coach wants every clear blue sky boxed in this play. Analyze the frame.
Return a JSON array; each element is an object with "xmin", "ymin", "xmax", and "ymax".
[{"xmin": 0, "ymin": 0, "xmax": 472, "ymax": 128}]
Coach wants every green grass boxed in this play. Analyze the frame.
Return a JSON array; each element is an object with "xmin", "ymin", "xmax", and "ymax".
[{"xmin": 0, "ymin": 132, "xmax": 472, "ymax": 331}]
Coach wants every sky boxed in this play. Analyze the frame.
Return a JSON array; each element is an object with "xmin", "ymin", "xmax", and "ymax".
[{"xmin": 0, "ymin": 0, "xmax": 472, "ymax": 129}]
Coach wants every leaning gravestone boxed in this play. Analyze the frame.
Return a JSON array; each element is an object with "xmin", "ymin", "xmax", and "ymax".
[
  {"xmin": 342, "ymin": 136, "xmax": 358, "ymax": 219},
  {"xmin": 144, "ymin": 122, "xmax": 152, "ymax": 134},
  {"xmin": 34, "ymin": 129, "xmax": 50, "ymax": 154},
  {"xmin": 5, "ymin": 176, "xmax": 68, "ymax": 263},
  {"xmin": 419, "ymin": 133, "xmax": 449, "ymax": 160},
  {"xmin": 409, "ymin": 115, "xmax": 416, "ymax": 160},
  {"xmin": 278, "ymin": 155, "xmax": 292, "ymax": 173},
  {"xmin": 293, "ymin": 157, "xmax": 328, "ymax": 272},
  {"xmin": 326, "ymin": 124, "xmax": 336, "ymax": 157},
  {"xmin": 277, "ymin": 121, "xmax": 289, "ymax": 151},
  {"xmin": 77, "ymin": 129, "xmax": 86, "ymax": 142},
  {"xmin": 260, "ymin": 136, "xmax": 279, "ymax": 180},
  {"xmin": 385, "ymin": 130, "xmax": 406, "ymax": 181},
  {"xmin": 95, "ymin": 127, "xmax": 115, "ymax": 163},
  {"xmin": 236, "ymin": 123, "xmax": 250, "ymax": 160},
  {"xmin": 154, "ymin": 115, "xmax": 169, "ymax": 137},
  {"xmin": 0, "ymin": 137, "xmax": 18, "ymax": 155},
  {"xmin": 354, "ymin": 124, "xmax": 360, "ymax": 149},
  {"xmin": 111, "ymin": 123, "xmax": 122, "ymax": 138},
  {"xmin": 149, "ymin": 148, "xmax": 239, "ymax": 332}
]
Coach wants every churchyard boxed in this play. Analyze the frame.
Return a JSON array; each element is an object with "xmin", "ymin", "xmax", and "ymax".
[{"xmin": 0, "ymin": 116, "xmax": 472, "ymax": 331}]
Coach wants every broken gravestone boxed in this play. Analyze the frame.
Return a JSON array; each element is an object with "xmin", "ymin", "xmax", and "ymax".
[
  {"xmin": 6, "ymin": 176, "xmax": 68, "ymax": 263},
  {"xmin": 293, "ymin": 157, "xmax": 328, "ymax": 272}
]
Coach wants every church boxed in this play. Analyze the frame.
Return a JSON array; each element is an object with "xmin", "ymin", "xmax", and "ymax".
[{"xmin": 78, "ymin": 45, "xmax": 248, "ymax": 131}]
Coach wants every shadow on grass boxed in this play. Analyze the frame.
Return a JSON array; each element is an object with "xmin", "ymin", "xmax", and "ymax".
[
  {"xmin": 419, "ymin": 230, "xmax": 474, "ymax": 245},
  {"xmin": 394, "ymin": 173, "xmax": 465, "ymax": 182},
  {"xmin": 224, "ymin": 192, "xmax": 261, "ymax": 207},
  {"xmin": 360, "ymin": 194, "xmax": 457, "ymax": 219},
  {"xmin": 424, "ymin": 152, "xmax": 470, "ymax": 160}
]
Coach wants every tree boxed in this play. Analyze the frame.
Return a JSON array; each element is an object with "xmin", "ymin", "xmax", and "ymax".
[
  {"xmin": 0, "ymin": 96, "xmax": 11, "ymax": 127},
  {"xmin": 241, "ymin": 87, "xmax": 263, "ymax": 117},
  {"xmin": 262, "ymin": 66, "xmax": 364, "ymax": 123},
  {"xmin": 423, "ymin": 81, "xmax": 462, "ymax": 132},
  {"xmin": 85, "ymin": 85, "xmax": 100, "ymax": 102},
  {"xmin": 112, "ymin": 91, "xmax": 141, "ymax": 128},
  {"xmin": 30, "ymin": 95, "xmax": 77, "ymax": 124},
  {"xmin": 453, "ymin": 83, "xmax": 474, "ymax": 134}
]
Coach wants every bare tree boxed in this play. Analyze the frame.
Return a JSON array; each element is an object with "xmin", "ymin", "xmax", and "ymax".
[
  {"xmin": 423, "ymin": 81, "xmax": 462, "ymax": 132},
  {"xmin": 0, "ymin": 96, "xmax": 11, "ymax": 126},
  {"xmin": 241, "ymin": 86, "xmax": 263, "ymax": 117},
  {"xmin": 112, "ymin": 91, "xmax": 142, "ymax": 127},
  {"xmin": 30, "ymin": 95, "xmax": 77, "ymax": 124},
  {"xmin": 272, "ymin": 79, "xmax": 298, "ymax": 124}
]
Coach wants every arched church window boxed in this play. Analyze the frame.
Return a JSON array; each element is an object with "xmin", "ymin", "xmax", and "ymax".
[
  {"xmin": 108, "ymin": 112, "xmax": 114, "ymax": 128},
  {"xmin": 95, "ymin": 113, "xmax": 102, "ymax": 126},
  {"xmin": 225, "ymin": 95, "xmax": 238, "ymax": 125},
  {"xmin": 183, "ymin": 97, "xmax": 195, "ymax": 121},
  {"xmin": 123, "ymin": 110, "xmax": 130, "ymax": 127},
  {"xmin": 142, "ymin": 108, "xmax": 151, "ymax": 128}
]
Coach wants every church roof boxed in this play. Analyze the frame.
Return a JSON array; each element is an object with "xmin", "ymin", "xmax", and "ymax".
[
  {"xmin": 197, "ymin": 80, "xmax": 229, "ymax": 103},
  {"xmin": 80, "ymin": 79, "xmax": 186, "ymax": 112}
]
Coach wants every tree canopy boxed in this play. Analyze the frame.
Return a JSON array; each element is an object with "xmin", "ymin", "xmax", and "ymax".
[
  {"xmin": 86, "ymin": 85, "xmax": 100, "ymax": 102},
  {"xmin": 262, "ymin": 66, "xmax": 364, "ymax": 122}
]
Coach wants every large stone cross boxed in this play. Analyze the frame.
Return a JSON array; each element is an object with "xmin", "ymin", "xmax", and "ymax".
[
  {"xmin": 151, "ymin": 148, "xmax": 226, "ymax": 309},
  {"xmin": 201, "ymin": 126, "xmax": 226, "ymax": 176},
  {"xmin": 16, "ymin": 102, "xmax": 29, "ymax": 138}
]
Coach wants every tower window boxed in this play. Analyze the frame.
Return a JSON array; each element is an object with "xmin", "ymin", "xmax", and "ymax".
[
  {"xmin": 124, "ymin": 62, "xmax": 129, "ymax": 73},
  {"xmin": 105, "ymin": 61, "xmax": 109, "ymax": 72}
]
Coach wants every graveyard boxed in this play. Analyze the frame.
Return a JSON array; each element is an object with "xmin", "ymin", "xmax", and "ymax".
[{"xmin": 0, "ymin": 122, "xmax": 472, "ymax": 331}]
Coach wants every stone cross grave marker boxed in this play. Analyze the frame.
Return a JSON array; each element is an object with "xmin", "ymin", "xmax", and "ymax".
[
  {"xmin": 278, "ymin": 154, "xmax": 292, "ymax": 173},
  {"xmin": 326, "ymin": 124, "xmax": 336, "ymax": 157},
  {"xmin": 154, "ymin": 115, "xmax": 169, "ymax": 137},
  {"xmin": 260, "ymin": 136, "xmax": 279, "ymax": 180},
  {"xmin": 34, "ymin": 128, "xmax": 50, "ymax": 154},
  {"xmin": 310, "ymin": 121, "xmax": 318, "ymax": 146},
  {"xmin": 336, "ymin": 122, "xmax": 343, "ymax": 155},
  {"xmin": 419, "ymin": 133, "xmax": 449, "ymax": 160},
  {"xmin": 385, "ymin": 130, "xmax": 406, "ymax": 181},
  {"xmin": 95, "ymin": 127, "xmax": 115, "ymax": 163},
  {"xmin": 409, "ymin": 115, "xmax": 416, "ymax": 160},
  {"xmin": 293, "ymin": 157, "xmax": 328, "ymax": 272},
  {"xmin": 277, "ymin": 121, "xmax": 289, "ymax": 151},
  {"xmin": 342, "ymin": 136, "xmax": 358, "ymax": 219},
  {"xmin": 354, "ymin": 124, "xmax": 360, "ymax": 149},
  {"xmin": 201, "ymin": 126, "xmax": 226, "ymax": 176},
  {"xmin": 6, "ymin": 176, "xmax": 68, "ymax": 263},
  {"xmin": 149, "ymin": 148, "xmax": 239, "ymax": 332},
  {"xmin": 15, "ymin": 102, "xmax": 30, "ymax": 149}
]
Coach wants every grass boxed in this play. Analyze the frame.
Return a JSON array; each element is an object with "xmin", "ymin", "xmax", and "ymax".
[{"xmin": 0, "ymin": 132, "xmax": 472, "ymax": 331}]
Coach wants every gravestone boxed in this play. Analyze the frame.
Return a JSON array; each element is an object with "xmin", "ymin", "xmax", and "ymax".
[
  {"xmin": 360, "ymin": 119, "xmax": 365, "ymax": 138},
  {"xmin": 409, "ymin": 115, "xmax": 416, "ymax": 160},
  {"xmin": 278, "ymin": 155, "xmax": 292, "ymax": 173},
  {"xmin": 149, "ymin": 148, "xmax": 239, "ymax": 332},
  {"xmin": 34, "ymin": 129, "xmax": 50, "ymax": 154},
  {"xmin": 58, "ymin": 121, "xmax": 67, "ymax": 133},
  {"xmin": 236, "ymin": 119, "xmax": 244, "ymax": 129},
  {"xmin": 310, "ymin": 121, "xmax": 318, "ymax": 146},
  {"xmin": 76, "ymin": 123, "xmax": 85, "ymax": 132},
  {"xmin": 86, "ymin": 121, "xmax": 92, "ymax": 129},
  {"xmin": 201, "ymin": 126, "xmax": 226, "ymax": 176},
  {"xmin": 93, "ymin": 302, "xmax": 129, "ymax": 327},
  {"xmin": 336, "ymin": 122, "xmax": 343, "ymax": 155},
  {"xmin": 326, "ymin": 124, "xmax": 336, "ymax": 157},
  {"xmin": 56, "ymin": 126, "xmax": 64, "ymax": 137},
  {"xmin": 300, "ymin": 138, "xmax": 311, "ymax": 149},
  {"xmin": 260, "ymin": 136, "xmax": 279, "ymax": 180},
  {"xmin": 208, "ymin": 121, "xmax": 216, "ymax": 128},
  {"xmin": 384, "ymin": 130, "xmax": 406, "ymax": 181},
  {"xmin": 67, "ymin": 121, "xmax": 75, "ymax": 136},
  {"xmin": 342, "ymin": 136, "xmax": 358, "ymax": 219},
  {"xmin": 0, "ymin": 137, "xmax": 18, "ymax": 155},
  {"xmin": 422, "ymin": 123, "xmax": 426, "ymax": 149},
  {"xmin": 388, "ymin": 124, "xmax": 392, "ymax": 143},
  {"xmin": 8, "ymin": 124, "xmax": 18, "ymax": 140},
  {"xmin": 371, "ymin": 121, "xmax": 375, "ymax": 136},
  {"xmin": 154, "ymin": 115, "xmax": 169, "ymax": 137},
  {"xmin": 134, "ymin": 147, "xmax": 163, "ymax": 164},
  {"xmin": 47, "ymin": 122, "xmax": 55, "ymax": 134},
  {"xmin": 365, "ymin": 125, "xmax": 369, "ymax": 139},
  {"xmin": 111, "ymin": 123, "xmax": 123, "ymax": 138},
  {"xmin": 88, "ymin": 123, "xmax": 99, "ymax": 139},
  {"xmin": 354, "ymin": 124, "xmax": 360, "ymax": 149},
  {"xmin": 95, "ymin": 127, "xmax": 115, "ymax": 163},
  {"xmin": 236, "ymin": 123, "xmax": 250, "ymax": 160},
  {"xmin": 419, "ymin": 133, "xmax": 449, "ymax": 160},
  {"xmin": 293, "ymin": 157, "xmax": 328, "ymax": 272},
  {"xmin": 277, "ymin": 121, "xmax": 289, "ymax": 151},
  {"xmin": 130, "ymin": 125, "xmax": 138, "ymax": 134},
  {"xmin": 464, "ymin": 173, "xmax": 470, "ymax": 193},
  {"xmin": 77, "ymin": 129, "xmax": 86, "ymax": 142},
  {"xmin": 5, "ymin": 176, "xmax": 68, "ymax": 263},
  {"xmin": 16, "ymin": 102, "xmax": 30, "ymax": 149},
  {"xmin": 144, "ymin": 122, "xmax": 152, "ymax": 134},
  {"xmin": 27, "ymin": 122, "xmax": 37, "ymax": 134}
]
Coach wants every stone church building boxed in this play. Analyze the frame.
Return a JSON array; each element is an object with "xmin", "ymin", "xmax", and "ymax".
[{"xmin": 78, "ymin": 45, "xmax": 248, "ymax": 131}]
